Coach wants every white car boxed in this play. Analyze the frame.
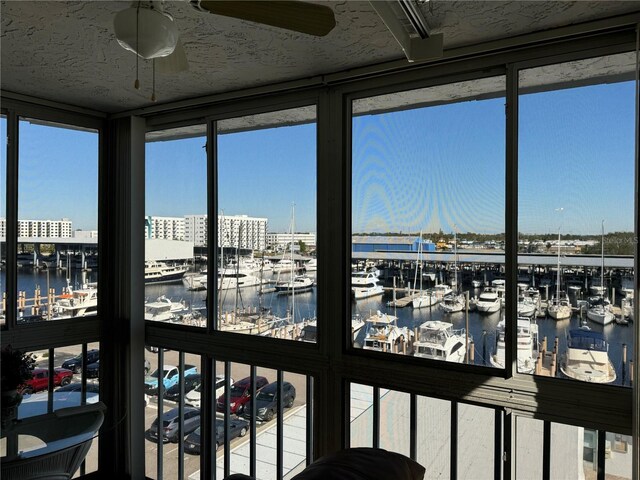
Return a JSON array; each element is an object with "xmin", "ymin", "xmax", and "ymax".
[{"xmin": 185, "ymin": 374, "xmax": 230, "ymax": 409}]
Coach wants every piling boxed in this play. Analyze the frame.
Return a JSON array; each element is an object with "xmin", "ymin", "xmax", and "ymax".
[
  {"xmin": 553, "ymin": 336, "xmax": 559, "ymax": 354},
  {"xmin": 630, "ymin": 360, "xmax": 634, "ymax": 386},
  {"xmin": 469, "ymin": 340, "xmax": 475, "ymax": 364},
  {"xmin": 542, "ymin": 336, "xmax": 547, "ymax": 356},
  {"xmin": 402, "ymin": 339, "xmax": 407, "ymax": 355},
  {"xmin": 550, "ymin": 354, "xmax": 557, "ymax": 377},
  {"xmin": 623, "ymin": 344, "xmax": 627, "ymax": 364},
  {"xmin": 482, "ymin": 330, "xmax": 487, "ymax": 366},
  {"xmin": 535, "ymin": 354, "xmax": 542, "ymax": 375}
]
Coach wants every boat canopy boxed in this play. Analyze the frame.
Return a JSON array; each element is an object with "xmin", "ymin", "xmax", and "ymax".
[{"xmin": 567, "ymin": 329, "xmax": 608, "ymax": 352}]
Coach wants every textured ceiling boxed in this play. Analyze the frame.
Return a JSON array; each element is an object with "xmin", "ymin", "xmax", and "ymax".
[{"xmin": 1, "ymin": 1, "xmax": 639, "ymax": 114}]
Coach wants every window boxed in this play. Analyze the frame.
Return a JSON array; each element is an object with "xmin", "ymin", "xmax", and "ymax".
[
  {"xmin": 145, "ymin": 126, "xmax": 207, "ymax": 327},
  {"xmin": 518, "ymin": 52, "xmax": 636, "ymax": 386},
  {"xmin": 351, "ymin": 76, "xmax": 506, "ymax": 367},
  {"xmin": 16, "ymin": 118, "xmax": 99, "ymax": 323},
  {"xmin": 215, "ymin": 106, "xmax": 317, "ymax": 341}
]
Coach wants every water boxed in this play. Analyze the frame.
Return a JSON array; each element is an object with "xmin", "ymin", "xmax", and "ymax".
[{"xmin": 4, "ymin": 268, "xmax": 633, "ymax": 387}]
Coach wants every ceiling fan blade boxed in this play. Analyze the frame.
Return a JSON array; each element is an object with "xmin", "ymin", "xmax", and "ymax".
[
  {"xmin": 193, "ymin": 1, "xmax": 336, "ymax": 37},
  {"xmin": 156, "ymin": 39, "xmax": 189, "ymax": 74}
]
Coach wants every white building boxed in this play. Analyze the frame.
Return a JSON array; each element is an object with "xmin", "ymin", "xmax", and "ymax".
[
  {"xmin": 1, "ymin": 218, "xmax": 73, "ymax": 238},
  {"xmin": 267, "ymin": 232, "xmax": 316, "ymax": 252},
  {"xmin": 74, "ymin": 229, "xmax": 99, "ymax": 239},
  {"xmin": 144, "ymin": 216, "xmax": 185, "ymax": 241},
  {"xmin": 184, "ymin": 214, "xmax": 208, "ymax": 247}
]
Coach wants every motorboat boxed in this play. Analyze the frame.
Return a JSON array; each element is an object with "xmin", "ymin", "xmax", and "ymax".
[
  {"xmin": 218, "ymin": 270, "xmax": 265, "ymax": 290},
  {"xmin": 475, "ymin": 288, "xmax": 501, "ymax": 313},
  {"xmin": 351, "ymin": 270, "xmax": 384, "ymax": 300},
  {"xmin": 304, "ymin": 258, "xmax": 317, "ymax": 272},
  {"xmin": 144, "ymin": 261, "xmax": 187, "ymax": 284},
  {"xmin": 490, "ymin": 317, "xmax": 539, "ymax": 373},
  {"xmin": 53, "ymin": 283, "xmax": 98, "ymax": 319},
  {"xmin": 183, "ymin": 273, "xmax": 207, "ymax": 291},
  {"xmin": 471, "ymin": 279, "xmax": 483, "ymax": 288},
  {"xmin": 560, "ymin": 328, "xmax": 616, "ymax": 384},
  {"xmin": 516, "ymin": 295, "xmax": 537, "ymax": 318},
  {"xmin": 144, "ymin": 295, "xmax": 187, "ymax": 322},
  {"xmin": 362, "ymin": 311, "xmax": 412, "ymax": 353},
  {"xmin": 351, "ymin": 314, "xmax": 365, "ymax": 334},
  {"xmin": 272, "ymin": 258, "xmax": 297, "ymax": 274},
  {"xmin": 439, "ymin": 293, "xmax": 466, "ymax": 313},
  {"xmin": 274, "ymin": 275, "xmax": 314, "ymax": 294},
  {"xmin": 413, "ymin": 320, "xmax": 470, "ymax": 363}
]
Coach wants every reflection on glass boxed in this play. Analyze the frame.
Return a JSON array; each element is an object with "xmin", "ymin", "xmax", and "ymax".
[
  {"xmin": 216, "ymin": 107, "xmax": 317, "ymax": 341},
  {"xmin": 350, "ymin": 383, "xmax": 373, "ymax": 448},
  {"xmin": 416, "ymin": 396, "xmax": 450, "ymax": 479},
  {"xmin": 518, "ymin": 53, "xmax": 635, "ymax": 385},
  {"xmin": 145, "ymin": 127, "xmax": 207, "ymax": 327},
  {"xmin": 1, "ymin": 115, "xmax": 6, "ymax": 328},
  {"xmin": 352, "ymin": 77, "xmax": 506, "ymax": 366},
  {"xmin": 16, "ymin": 119, "xmax": 98, "ymax": 323},
  {"xmin": 379, "ymin": 389, "xmax": 410, "ymax": 458}
]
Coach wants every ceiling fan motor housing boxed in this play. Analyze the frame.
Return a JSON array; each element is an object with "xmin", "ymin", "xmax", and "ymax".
[{"xmin": 114, "ymin": 4, "xmax": 179, "ymax": 59}]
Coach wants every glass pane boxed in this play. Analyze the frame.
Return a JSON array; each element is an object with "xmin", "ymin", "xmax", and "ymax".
[
  {"xmin": 379, "ymin": 389, "xmax": 410, "ymax": 458},
  {"xmin": 416, "ymin": 396, "xmax": 450, "ymax": 479},
  {"xmin": 516, "ymin": 417, "xmax": 543, "ymax": 480},
  {"xmin": 0, "ymin": 115, "xmax": 5, "ymax": 328},
  {"xmin": 458, "ymin": 403, "xmax": 494, "ymax": 479},
  {"xmin": 216, "ymin": 107, "xmax": 317, "ymax": 341},
  {"xmin": 145, "ymin": 126, "xmax": 207, "ymax": 328},
  {"xmin": 605, "ymin": 432, "xmax": 632, "ymax": 479},
  {"xmin": 550, "ymin": 422, "xmax": 585, "ymax": 479},
  {"xmin": 518, "ymin": 52, "xmax": 635, "ymax": 386},
  {"xmin": 352, "ymin": 77, "xmax": 506, "ymax": 365},
  {"xmin": 17, "ymin": 118, "xmax": 98, "ymax": 323},
  {"xmin": 350, "ymin": 383, "xmax": 373, "ymax": 448}
]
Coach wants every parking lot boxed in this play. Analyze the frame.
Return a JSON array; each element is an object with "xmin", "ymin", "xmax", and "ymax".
[{"xmin": 24, "ymin": 344, "xmax": 308, "ymax": 479}]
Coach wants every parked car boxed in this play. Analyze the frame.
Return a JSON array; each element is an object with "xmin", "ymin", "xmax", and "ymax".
[
  {"xmin": 184, "ymin": 418, "xmax": 249, "ymax": 455},
  {"xmin": 144, "ymin": 364, "xmax": 198, "ymax": 395},
  {"xmin": 86, "ymin": 360, "xmax": 100, "ymax": 379},
  {"xmin": 163, "ymin": 373, "xmax": 201, "ymax": 402},
  {"xmin": 216, "ymin": 376, "xmax": 268, "ymax": 415},
  {"xmin": 20, "ymin": 367, "xmax": 74, "ymax": 394},
  {"xmin": 244, "ymin": 381, "xmax": 296, "ymax": 422},
  {"xmin": 185, "ymin": 374, "xmax": 230, "ymax": 409},
  {"xmin": 145, "ymin": 406, "xmax": 200, "ymax": 443},
  {"xmin": 61, "ymin": 349, "xmax": 100, "ymax": 373}
]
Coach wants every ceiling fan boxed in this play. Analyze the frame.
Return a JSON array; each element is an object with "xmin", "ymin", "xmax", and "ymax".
[{"xmin": 114, "ymin": 0, "xmax": 336, "ymax": 98}]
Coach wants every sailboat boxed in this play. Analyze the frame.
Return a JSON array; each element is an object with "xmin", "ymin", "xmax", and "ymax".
[
  {"xmin": 411, "ymin": 232, "xmax": 438, "ymax": 308},
  {"xmin": 439, "ymin": 229, "xmax": 465, "ymax": 313},
  {"xmin": 274, "ymin": 204, "xmax": 313, "ymax": 295},
  {"xmin": 586, "ymin": 221, "xmax": 615, "ymax": 325},
  {"xmin": 547, "ymin": 226, "xmax": 572, "ymax": 320}
]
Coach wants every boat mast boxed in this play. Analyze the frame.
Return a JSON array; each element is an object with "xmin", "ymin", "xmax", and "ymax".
[
  {"xmin": 556, "ymin": 227, "xmax": 561, "ymax": 302},
  {"xmin": 291, "ymin": 202, "xmax": 295, "ymax": 324},
  {"xmin": 600, "ymin": 220, "xmax": 605, "ymax": 299}
]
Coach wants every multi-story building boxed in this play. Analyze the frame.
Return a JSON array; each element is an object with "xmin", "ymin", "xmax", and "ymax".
[
  {"xmin": 184, "ymin": 214, "xmax": 208, "ymax": 247},
  {"xmin": 183, "ymin": 214, "xmax": 268, "ymax": 250},
  {"xmin": 266, "ymin": 232, "xmax": 316, "ymax": 252},
  {"xmin": 1, "ymin": 218, "xmax": 73, "ymax": 238},
  {"xmin": 74, "ymin": 230, "xmax": 99, "ymax": 239},
  {"xmin": 144, "ymin": 216, "xmax": 185, "ymax": 241}
]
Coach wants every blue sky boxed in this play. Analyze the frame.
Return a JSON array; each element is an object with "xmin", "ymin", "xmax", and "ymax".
[{"xmin": 5, "ymin": 80, "xmax": 636, "ymax": 236}]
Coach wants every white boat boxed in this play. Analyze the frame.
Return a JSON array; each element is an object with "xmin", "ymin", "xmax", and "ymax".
[
  {"xmin": 144, "ymin": 295, "xmax": 187, "ymax": 322},
  {"xmin": 413, "ymin": 320, "xmax": 470, "ymax": 363},
  {"xmin": 431, "ymin": 284, "xmax": 453, "ymax": 301},
  {"xmin": 304, "ymin": 258, "xmax": 317, "ymax": 272},
  {"xmin": 490, "ymin": 317, "xmax": 539, "ymax": 373},
  {"xmin": 144, "ymin": 261, "xmax": 188, "ymax": 284},
  {"xmin": 471, "ymin": 279, "xmax": 483, "ymax": 288},
  {"xmin": 218, "ymin": 270, "xmax": 265, "ymax": 290},
  {"xmin": 586, "ymin": 302, "xmax": 615, "ymax": 325},
  {"xmin": 272, "ymin": 258, "xmax": 297, "ymax": 274},
  {"xmin": 53, "ymin": 283, "xmax": 98, "ymax": 319},
  {"xmin": 586, "ymin": 221, "xmax": 614, "ymax": 326},
  {"xmin": 351, "ymin": 271, "xmax": 384, "ymax": 300},
  {"xmin": 351, "ymin": 314, "xmax": 365, "ymax": 334},
  {"xmin": 622, "ymin": 296, "xmax": 634, "ymax": 320},
  {"xmin": 560, "ymin": 328, "xmax": 616, "ymax": 384},
  {"xmin": 548, "ymin": 227, "xmax": 572, "ymax": 320},
  {"xmin": 183, "ymin": 273, "xmax": 207, "ymax": 291},
  {"xmin": 274, "ymin": 275, "xmax": 313, "ymax": 294},
  {"xmin": 439, "ymin": 293, "xmax": 466, "ymax": 313},
  {"xmin": 475, "ymin": 288, "xmax": 501, "ymax": 313},
  {"xmin": 411, "ymin": 290, "xmax": 439, "ymax": 309},
  {"xmin": 517, "ymin": 295, "xmax": 537, "ymax": 318},
  {"xmin": 362, "ymin": 311, "xmax": 412, "ymax": 353},
  {"xmin": 227, "ymin": 256, "xmax": 273, "ymax": 274}
]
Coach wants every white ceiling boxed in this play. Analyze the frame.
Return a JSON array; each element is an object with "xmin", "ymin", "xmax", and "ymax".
[{"xmin": 1, "ymin": 1, "xmax": 639, "ymax": 114}]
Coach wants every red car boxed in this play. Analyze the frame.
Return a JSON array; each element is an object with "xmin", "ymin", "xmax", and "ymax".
[
  {"xmin": 20, "ymin": 367, "xmax": 74, "ymax": 394},
  {"xmin": 216, "ymin": 376, "xmax": 268, "ymax": 415}
]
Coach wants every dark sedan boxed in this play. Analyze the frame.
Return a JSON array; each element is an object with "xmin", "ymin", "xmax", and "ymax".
[
  {"xmin": 244, "ymin": 381, "xmax": 296, "ymax": 422},
  {"xmin": 184, "ymin": 418, "xmax": 249, "ymax": 455},
  {"xmin": 145, "ymin": 407, "xmax": 200, "ymax": 443},
  {"xmin": 61, "ymin": 349, "xmax": 100, "ymax": 373},
  {"xmin": 86, "ymin": 360, "xmax": 100, "ymax": 379},
  {"xmin": 163, "ymin": 373, "xmax": 202, "ymax": 402}
]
